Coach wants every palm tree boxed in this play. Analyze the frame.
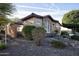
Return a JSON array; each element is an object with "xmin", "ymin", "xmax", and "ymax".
[
  {"xmin": 0, "ymin": 3, "xmax": 15, "ymax": 44},
  {"xmin": 0, "ymin": 3, "xmax": 15, "ymax": 16}
]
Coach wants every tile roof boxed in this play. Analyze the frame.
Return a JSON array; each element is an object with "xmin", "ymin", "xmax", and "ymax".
[{"xmin": 20, "ymin": 13, "xmax": 61, "ymax": 25}]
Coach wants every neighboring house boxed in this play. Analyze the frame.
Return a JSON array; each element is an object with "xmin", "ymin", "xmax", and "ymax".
[
  {"xmin": 18, "ymin": 13, "xmax": 61, "ymax": 34},
  {"xmin": 14, "ymin": 22, "xmax": 23, "ymax": 32}
]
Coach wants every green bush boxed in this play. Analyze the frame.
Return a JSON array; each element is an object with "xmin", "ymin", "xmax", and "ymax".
[
  {"xmin": 71, "ymin": 35, "xmax": 79, "ymax": 41},
  {"xmin": 0, "ymin": 30, "xmax": 5, "ymax": 34},
  {"xmin": 61, "ymin": 31, "xmax": 69, "ymax": 38},
  {"xmin": 32, "ymin": 27, "xmax": 46, "ymax": 46},
  {"xmin": 51, "ymin": 40, "xmax": 66, "ymax": 49},
  {"xmin": 0, "ymin": 36, "xmax": 2, "ymax": 40},
  {"xmin": 0, "ymin": 41, "xmax": 6, "ymax": 50},
  {"xmin": 54, "ymin": 30, "xmax": 59, "ymax": 34},
  {"xmin": 22, "ymin": 25, "xmax": 36, "ymax": 40},
  {"xmin": 61, "ymin": 31, "xmax": 69, "ymax": 35}
]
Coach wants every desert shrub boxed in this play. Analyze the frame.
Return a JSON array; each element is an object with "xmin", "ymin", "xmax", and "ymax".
[
  {"xmin": 17, "ymin": 32, "xmax": 24, "ymax": 38},
  {"xmin": 32, "ymin": 27, "xmax": 46, "ymax": 46},
  {"xmin": 61, "ymin": 31, "xmax": 69, "ymax": 38},
  {"xmin": 61, "ymin": 31, "xmax": 69, "ymax": 35},
  {"xmin": 51, "ymin": 40, "xmax": 66, "ymax": 48},
  {"xmin": 0, "ymin": 36, "xmax": 2, "ymax": 40},
  {"xmin": 71, "ymin": 35, "xmax": 79, "ymax": 41},
  {"xmin": 22, "ymin": 25, "xmax": 36, "ymax": 40},
  {"xmin": 54, "ymin": 30, "xmax": 59, "ymax": 34},
  {"xmin": 0, "ymin": 30, "xmax": 5, "ymax": 34},
  {"xmin": 0, "ymin": 41, "xmax": 6, "ymax": 50}
]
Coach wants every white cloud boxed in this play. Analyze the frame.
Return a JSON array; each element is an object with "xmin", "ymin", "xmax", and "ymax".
[
  {"xmin": 9, "ymin": 9, "xmax": 69, "ymax": 23},
  {"xmin": 15, "ymin": 4, "xmax": 59, "ymax": 12},
  {"xmin": 9, "ymin": 10, "xmax": 68, "ymax": 23},
  {"xmin": 8, "ymin": 3, "xmax": 71, "ymax": 24}
]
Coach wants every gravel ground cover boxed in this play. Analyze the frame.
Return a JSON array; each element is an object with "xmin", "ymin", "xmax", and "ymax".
[{"xmin": 0, "ymin": 37, "xmax": 79, "ymax": 56}]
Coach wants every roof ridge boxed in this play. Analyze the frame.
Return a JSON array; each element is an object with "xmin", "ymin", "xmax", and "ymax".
[{"xmin": 21, "ymin": 13, "xmax": 61, "ymax": 25}]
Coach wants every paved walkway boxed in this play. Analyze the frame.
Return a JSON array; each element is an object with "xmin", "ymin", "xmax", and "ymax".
[{"xmin": 0, "ymin": 37, "xmax": 79, "ymax": 56}]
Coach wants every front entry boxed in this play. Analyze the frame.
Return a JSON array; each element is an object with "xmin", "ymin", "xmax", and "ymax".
[{"xmin": 44, "ymin": 20, "xmax": 51, "ymax": 33}]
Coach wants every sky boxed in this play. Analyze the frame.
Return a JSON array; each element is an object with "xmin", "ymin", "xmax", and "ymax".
[{"xmin": 10, "ymin": 3, "xmax": 79, "ymax": 24}]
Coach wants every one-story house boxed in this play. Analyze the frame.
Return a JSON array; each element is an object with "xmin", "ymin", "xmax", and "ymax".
[{"xmin": 17, "ymin": 13, "xmax": 61, "ymax": 34}]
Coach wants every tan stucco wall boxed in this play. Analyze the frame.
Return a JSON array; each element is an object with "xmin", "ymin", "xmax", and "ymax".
[
  {"xmin": 22, "ymin": 17, "xmax": 61, "ymax": 34},
  {"xmin": 23, "ymin": 17, "xmax": 42, "ymax": 27},
  {"xmin": 43, "ymin": 17, "xmax": 61, "ymax": 34},
  {"xmin": 23, "ymin": 17, "xmax": 35, "ymax": 25}
]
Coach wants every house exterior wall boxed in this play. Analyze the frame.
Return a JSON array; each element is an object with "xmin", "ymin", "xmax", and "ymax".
[
  {"xmin": 17, "ymin": 25, "xmax": 24, "ymax": 32},
  {"xmin": 23, "ymin": 17, "xmax": 42, "ymax": 27},
  {"xmin": 55, "ymin": 23, "xmax": 61, "ymax": 34},
  {"xmin": 43, "ymin": 17, "xmax": 51, "ymax": 33},
  {"xmin": 51, "ymin": 22, "xmax": 61, "ymax": 34},
  {"xmin": 23, "ymin": 17, "xmax": 35, "ymax": 25},
  {"xmin": 43, "ymin": 17, "xmax": 61, "ymax": 34},
  {"xmin": 22, "ymin": 17, "xmax": 61, "ymax": 34},
  {"xmin": 33, "ymin": 17, "xmax": 42, "ymax": 27}
]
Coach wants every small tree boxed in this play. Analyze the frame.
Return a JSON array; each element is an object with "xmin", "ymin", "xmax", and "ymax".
[
  {"xmin": 32, "ymin": 27, "xmax": 46, "ymax": 46},
  {"xmin": 51, "ymin": 40, "xmax": 66, "ymax": 49},
  {"xmin": 0, "ymin": 3, "xmax": 15, "ymax": 45},
  {"xmin": 62, "ymin": 10, "xmax": 79, "ymax": 33}
]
